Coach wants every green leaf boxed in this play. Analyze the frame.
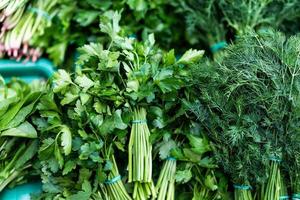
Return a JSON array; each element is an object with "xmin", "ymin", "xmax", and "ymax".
[
  {"xmin": 82, "ymin": 180, "xmax": 92, "ymax": 193},
  {"xmin": 5, "ymin": 101, "xmax": 36, "ymax": 129},
  {"xmin": 170, "ymin": 148, "xmax": 185, "ymax": 160},
  {"xmin": 127, "ymin": 0, "xmax": 148, "ymax": 11},
  {"xmin": 60, "ymin": 126, "xmax": 72, "ymax": 155},
  {"xmin": 63, "ymin": 160, "xmax": 77, "ymax": 175},
  {"xmin": 0, "ymin": 97, "xmax": 27, "ymax": 131},
  {"xmin": 76, "ymin": 43, "xmax": 103, "ymax": 66},
  {"xmin": 75, "ymin": 10, "xmax": 99, "ymax": 27},
  {"xmin": 176, "ymin": 169, "xmax": 192, "ymax": 184},
  {"xmin": 90, "ymin": 114, "xmax": 104, "ymax": 128},
  {"xmin": 61, "ymin": 91, "xmax": 79, "ymax": 105},
  {"xmin": 37, "ymin": 93, "xmax": 59, "ymax": 112},
  {"xmin": 55, "ymin": 142, "xmax": 64, "ymax": 169},
  {"xmin": 53, "ymin": 70, "xmax": 73, "ymax": 93},
  {"xmin": 114, "ymin": 110, "xmax": 127, "ymax": 130},
  {"xmin": 114, "ymin": 141, "xmax": 125, "ymax": 152},
  {"xmin": 1, "ymin": 121, "xmax": 37, "ymax": 138},
  {"xmin": 15, "ymin": 140, "xmax": 38, "ymax": 169},
  {"xmin": 148, "ymin": 33, "xmax": 155, "ymax": 46},
  {"xmin": 154, "ymin": 69, "xmax": 173, "ymax": 81},
  {"xmin": 100, "ymin": 11, "xmax": 121, "ymax": 41},
  {"xmin": 104, "ymin": 160, "xmax": 113, "ymax": 171},
  {"xmin": 159, "ymin": 140, "xmax": 176, "ymax": 160},
  {"xmin": 75, "ymin": 75, "xmax": 94, "ymax": 91},
  {"xmin": 164, "ymin": 49, "xmax": 176, "ymax": 66},
  {"xmin": 183, "ymin": 148, "xmax": 202, "ymax": 162},
  {"xmin": 0, "ymin": 96, "xmax": 18, "ymax": 118},
  {"xmin": 39, "ymin": 138, "xmax": 55, "ymax": 160},
  {"xmin": 204, "ymin": 174, "xmax": 218, "ymax": 191},
  {"xmin": 187, "ymin": 135, "xmax": 211, "ymax": 155},
  {"xmin": 198, "ymin": 157, "xmax": 217, "ymax": 168},
  {"xmin": 177, "ymin": 49, "xmax": 204, "ymax": 64}
]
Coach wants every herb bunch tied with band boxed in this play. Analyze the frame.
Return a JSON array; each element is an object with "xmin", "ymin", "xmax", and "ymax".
[
  {"xmin": 32, "ymin": 10, "xmax": 207, "ymax": 199},
  {"xmin": 191, "ymin": 29, "xmax": 300, "ymax": 199}
]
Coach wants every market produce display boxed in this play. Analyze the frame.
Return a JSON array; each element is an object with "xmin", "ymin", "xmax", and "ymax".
[
  {"xmin": 1, "ymin": 0, "xmax": 300, "ymax": 200},
  {"xmin": 0, "ymin": 0, "xmax": 189, "ymax": 66},
  {"xmin": 22, "ymin": 12, "xmax": 228, "ymax": 200}
]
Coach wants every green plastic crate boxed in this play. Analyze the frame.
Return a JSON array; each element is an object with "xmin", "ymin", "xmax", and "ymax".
[
  {"xmin": 0, "ymin": 58, "xmax": 55, "ymax": 200},
  {"xmin": 0, "ymin": 58, "xmax": 55, "ymax": 82}
]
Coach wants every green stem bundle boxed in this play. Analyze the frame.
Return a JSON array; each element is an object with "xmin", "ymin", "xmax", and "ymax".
[
  {"xmin": 133, "ymin": 182, "xmax": 156, "ymax": 200},
  {"xmin": 0, "ymin": 0, "xmax": 58, "ymax": 61},
  {"xmin": 155, "ymin": 158, "xmax": 176, "ymax": 200},
  {"xmin": 234, "ymin": 184, "xmax": 253, "ymax": 200},
  {"xmin": 128, "ymin": 107, "xmax": 156, "ymax": 199},
  {"xmin": 262, "ymin": 160, "xmax": 283, "ymax": 200},
  {"xmin": 105, "ymin": 156, "xmax": 132, "ymax": 200}
]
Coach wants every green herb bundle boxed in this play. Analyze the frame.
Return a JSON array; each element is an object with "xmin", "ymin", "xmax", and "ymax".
[
  {"xmin": 26, "ymin": 0, "xmax": 189, "ymax": 66},
  {"xmin": 176, "ymin": 0, "xmax": 227, "ymax": 60},
  {"xmin": 104, "ymin": 155, "xmax": 131, "ymax": 200},
  {"xmin": 155, "ymin": 158, "xmax": 176, "ymax": 200},
  {"xmin": 0, "ymin": 0, "xmax": 59, "ymax": 61},
  {"xmin": 32, "ymin": 10, "xmax": 211, "ymax": 199},
  {"xmin": 0, "ymin": 78, "xmax": 43, "ymax": 192},
  {"xmin": 192, "ymin": 29, "xmax": 300, "ymax": 199},
  {"xmin": 218, "ymin": 0, "xmax": 300, "ymax": 35},
  {"xmin": 129, "ymin": 108, "xmax": 156, "ymax": 199}
]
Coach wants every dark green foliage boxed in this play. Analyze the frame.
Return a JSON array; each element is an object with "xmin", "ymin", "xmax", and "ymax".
[{"xmin": 192, "ymin": 29, "xmax": 300, "ymax": 198}]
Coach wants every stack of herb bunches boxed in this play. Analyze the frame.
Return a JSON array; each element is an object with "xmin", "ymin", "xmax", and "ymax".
[
  {"xmin": 192, "ymin": 29, "xmax": 300, "ymax": 200},
  {"xmin": 0, "ymin": 0, "xmax": 58, "ymax": 61},
  {"xmin": 0, "ymin": 78, "xmax": 44, "ymax": 192},
  {"xmin": 30, "ymin": 10, "xmax": 229, "ymax": 200}
]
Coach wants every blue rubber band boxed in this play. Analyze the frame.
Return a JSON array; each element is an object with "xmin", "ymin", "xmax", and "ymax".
[
  {"xmin": 128, "ymin": 34, "xmax": 137, "ymax": 39},
  {"xmin": 269, "ymin": 156, "xmax": 282, "ymax": 162},
  {"xmin": 279, "ymin": 195, "xmax": 290, "ymax": 199},
  {"xmin": 292, "ymin": 198, "xmax": 300, "ymax": 200},
  {"xmin": 210, "ymin": 41, "xmax": 227, "ymax": 53},
  {"xmin": 166, "ymin": 157, "xmax": 176, "ymax": 161},
  {"xmin": 105, "ymin": 175, "xmax": 121, "ymax": 185},
  {"xmin": 28, "ymin": 7, "xmax": 52, "ymax": 21},
  {"xmin": 233, "ymin": 184, "xmax": 252, "ymax": 190},
  {"xmin": 132, "ymin": 120, "xmax": 147, "ymax": 124}
]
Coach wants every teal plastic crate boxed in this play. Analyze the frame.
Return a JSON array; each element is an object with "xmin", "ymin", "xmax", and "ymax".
[
  {"xmin": 0, "ymin": 58, "xmax": 55, "ymax": 200},
  {"xmin": 0, "ymin": 58, "xmax": 55, "ymax": 82},
  {"xmin": 0, "ymin": 182, "xmax": 42, "ymax": 200}
]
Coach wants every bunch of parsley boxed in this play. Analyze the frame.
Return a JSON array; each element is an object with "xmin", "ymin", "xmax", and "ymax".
[{"xmin": 32, "ymin": 10, "xmax": 230, "ymax": 200}]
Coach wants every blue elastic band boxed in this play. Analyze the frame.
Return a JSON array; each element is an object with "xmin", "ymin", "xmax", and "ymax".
[
  {"xmin": 28, "ymin": 7, "xmax": 52, "ymax": 21},
  {"xmin": 292, "ymin": 198, "xmax": 300, "ymax": 200},
  {"xmin": 210, "ymin": 41, "xmax": 227, "ymax": 53},
  {"xmin": 132, "ymin": 120, "xmax": 147, "ymax": 124},
  {"xmin": 279, "ymin": 195, "xmax": 290, "ymax": 199},
  {"xmin": 128, "ymin": 34, "xmax": 137, "ymax": 39},
  {"xmin": 105, "ymin": 175, "xmax": 121, "ymax": 185},
  {"xmin": 269, "ymin": 156, "xmax": 282, "ymax": 162},
  {"xmin": 233, "ymin": 184, "xmax": 252, "ymax": 190},
  {"xmin": 166, "ymin": 157, "xmax": 176, "ymax": 161},
  {"xmin": 293, "ymin": 194, "xmax": 300, "ymax": 198}
]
